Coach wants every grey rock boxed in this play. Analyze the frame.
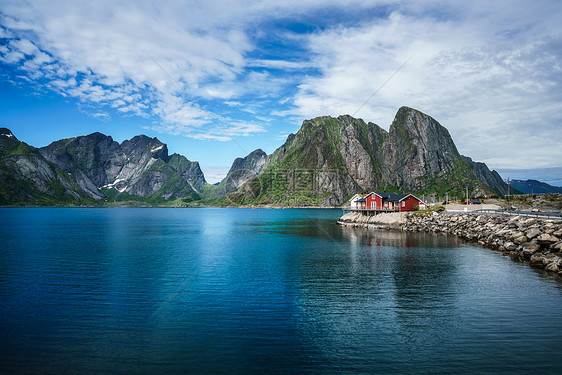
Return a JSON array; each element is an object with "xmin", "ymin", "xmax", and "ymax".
[
  {"xmin": 525, "ymin": 227, "xmax": 541, "ymax": 239},
  {"xmin": 0, "ymin": 129, "xmax": 91, "ymax": 204},
  {"xmin": 530, "ymin": 254, "xmax": 546, "ymax": 268},
  {"xmin": 513, "ymin": 235, "xmax": 528, "ymax": 245},
  {"xmin": 537, "ymin": 234, "xmax": 560, "ymax": 245},
  {"xmin": 215, "ymin": 149, "xmax": 267, "ymax": 196},
  {"xmin": 35, "ymin": 131, "xmax": 208, "ymax": 203}
]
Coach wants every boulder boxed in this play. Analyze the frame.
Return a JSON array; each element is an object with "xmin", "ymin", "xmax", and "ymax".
[
  {"xmin": 525, "ymin": 227, "xmax": 541, "ymax": 239},
  {"xmin": 513, "ymin": 235, "xmax": 528, "ymax": 245},
  {"xmin": 510, "ymin": 231, "xmax": 524, "ymax": 239},
  {"xmin": 522, "ymin": 243, "xmax": 540, "ymax": 259},
  {"xmin": 537, "ymin": 234, "xmax": 560, "ymax": 246},
  {"xmin": 504, "ymin": 241, "xmax": 518, "ymax": 251},
  {"xmin": 545, "ymin": 255, "xmax": 562, "ymax": 272},
  {"xmin": 530, "ymin": 254, "xmax": 546, "ymax": 269}
]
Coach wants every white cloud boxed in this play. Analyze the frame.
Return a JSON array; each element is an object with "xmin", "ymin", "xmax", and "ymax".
[
  {"xmin": 0, "ymin": 0, "xmax": 260, "ymax": 139},
  {"xmin": 199, "ymin": 165, "xmax": 231, "ymax": 184},
  {"xmin": 284, "ymin": 2, "xmax": 562, "ymax": 169},
  {"xmin": 0, "ymin": 0, "xmax": 561, "ymax": 169},
  {"xmin": 0, "ymin": 27, "xmax": 13, "ymax": 38}
]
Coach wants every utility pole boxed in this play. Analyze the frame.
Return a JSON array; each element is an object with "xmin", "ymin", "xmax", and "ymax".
[
  {"xmin": 466, "ymin": 186, "xmax": 469, "ymax": 205},
  {"xmin": 507, "ymin": 177, "xmax": 510, "ymax": 204}
]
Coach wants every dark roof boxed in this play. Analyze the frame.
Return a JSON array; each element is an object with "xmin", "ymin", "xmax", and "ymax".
[
  {"xmin": 356, "ymin": 198, "xmax": 366, "ymax": 202},
  {"xmin": 375, "ymin": 192, "xmax": 410, "ymax": 202}
]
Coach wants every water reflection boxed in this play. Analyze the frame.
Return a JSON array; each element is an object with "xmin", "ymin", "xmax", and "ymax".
[{"xmin": 2, "ymin": 208, "xmax": 562, "ymax": 374}]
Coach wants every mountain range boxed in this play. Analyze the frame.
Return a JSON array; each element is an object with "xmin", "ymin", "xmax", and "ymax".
[
  {"xmin": 1, "ymin": 107, "xmax": 511, "ymax": 206},
  {"xmin": 509, "ymin": 179, "xmax": 562, "ymax": 194}
]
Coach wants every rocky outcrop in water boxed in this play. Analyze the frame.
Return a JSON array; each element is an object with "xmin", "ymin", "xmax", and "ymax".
[{"xmin": 339, "ymin": 211, "xmax": 562, "ymax": 276}]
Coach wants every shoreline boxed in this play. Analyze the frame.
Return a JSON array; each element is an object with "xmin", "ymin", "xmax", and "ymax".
[
  {"xmin": 338, "ymin": 211, "xmax": 562, "ymax": 278},
  {"xmin": 0, "ymin": 204, "xmax": 342, "ymax": 209}
]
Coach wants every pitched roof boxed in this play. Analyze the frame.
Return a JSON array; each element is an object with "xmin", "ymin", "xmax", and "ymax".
[{"xmin": 374, "ymin": 192, "xmax": 409, "ymax": 202}]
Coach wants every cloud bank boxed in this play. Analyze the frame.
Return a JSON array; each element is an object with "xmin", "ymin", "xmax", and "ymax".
[{"xmin": 1, "ymin": 0, "xmax": 561, "ymax": 169}]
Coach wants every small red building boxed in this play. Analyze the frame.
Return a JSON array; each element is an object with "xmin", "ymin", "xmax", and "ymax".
[
  {"xmin": 352, "ymin": 192, "xmax": 426, "ymax": 211},
  {"xmin": 464, "ymin": 199, "xmax": 481, "ymax": 205}
]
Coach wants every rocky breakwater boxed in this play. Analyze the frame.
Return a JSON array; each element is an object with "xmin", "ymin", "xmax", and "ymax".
[{"xmin": 339, "ymin": 211, "xmax": 562, "ymax": 275}]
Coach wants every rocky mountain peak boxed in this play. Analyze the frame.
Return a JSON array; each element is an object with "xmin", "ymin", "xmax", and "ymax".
[
  {"xmin": 216, "ymin": 148, "xmax": 268, "ymax": 196},
  {"xmin": 121, "ymin": 135, "xmax": 168, "ymax": 160},
  {"xmin": 381, "ymin": 106, "xmax": 462, "ymax": 188},
  {"xmin": 390, "ymin": 106, "xmax": 454, "ymax": 143},
  {"xmin": 0, "ymin": 128, "xmax": 15, "ymax": 138},
  {"xmin": 0, "ymin": 128, "xmax": 19, "ymax": 151}
]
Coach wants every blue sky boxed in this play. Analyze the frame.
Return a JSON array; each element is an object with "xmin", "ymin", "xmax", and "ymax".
[{"xmin": 1, "ymin": 0, "xmax": 561, "ymax": 184}]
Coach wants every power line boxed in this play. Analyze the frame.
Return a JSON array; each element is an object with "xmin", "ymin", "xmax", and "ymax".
[{"xmin": 352, "ymin": 54, "xmax": 414, "ymax": 118}]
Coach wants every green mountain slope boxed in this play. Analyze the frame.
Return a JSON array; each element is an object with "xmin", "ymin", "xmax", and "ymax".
[
  {"xmin": 0, "ymin": 128, "xmax": 94, "ymax": 205},
  {"xmin": 225, "ymin": 107, "xmax": 506, "ymax": 206}
]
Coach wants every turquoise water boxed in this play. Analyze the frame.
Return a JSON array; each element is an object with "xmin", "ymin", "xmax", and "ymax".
[{"xmin": 1, "ymin": 208, "xmax": 561, "ymax": 374}]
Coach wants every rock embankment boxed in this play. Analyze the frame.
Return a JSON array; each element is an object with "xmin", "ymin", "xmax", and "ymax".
[{"xmin": 338, "ymin": 211, "xmax": 562, "ymax": 275}]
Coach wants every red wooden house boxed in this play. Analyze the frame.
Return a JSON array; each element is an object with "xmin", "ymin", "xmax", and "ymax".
[{"xmin": 352, "ymin": 192, "xmax": 426, "ymax": 211}]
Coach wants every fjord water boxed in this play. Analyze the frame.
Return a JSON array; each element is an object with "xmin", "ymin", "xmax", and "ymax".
[{"xmin": 1, "ymin": 208, "xmax": 561, "ymax": 374}]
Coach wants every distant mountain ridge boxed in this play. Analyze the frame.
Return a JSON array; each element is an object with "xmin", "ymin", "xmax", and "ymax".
[
  {"xmin": 0, "ymin": 128, "xmax": 93, "ymax": 205},
  {"xmin": 1, "ymin": 107, "xmax": 511, "ymax": 206},
  {"xmin": 38, "ymin": 132, "xmax": 209, "ymax": 204},
  {"xmin": 510, "ymin": 179, "xmax": 562, "ymax": 194},
  {"xmin": 0, "ymin": 128, "xmax": 209, "ymax": 205}
]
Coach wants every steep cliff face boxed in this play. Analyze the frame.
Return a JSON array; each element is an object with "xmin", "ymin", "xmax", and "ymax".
[
  {"xmin": 215, "ymin": 149, "xmax": 267, "ymax": 196},
  {"xmin": 0, "ymin": 128, "xmax": 92, "ymax": 205},
  {"xmin": 229, "ymin": 115, "xmax": 387, "ymax": 206},
  {"xmin": 2, "ymin": 106, "xmax": 508, "ymax": 207},
  {"xmin": 380, "ymin": 107, "xmax": 465, "ymax": 189},
  {"xmin": 462, "ymin": 156, "xmax": 509, "ymax": 196},
  {"xmin": 226, "ymin": 107, "xmax": 504, "ymax": 206},
  {"xmin": 38, "ymin": 132, "xmax": 207, "ymax": 203}
]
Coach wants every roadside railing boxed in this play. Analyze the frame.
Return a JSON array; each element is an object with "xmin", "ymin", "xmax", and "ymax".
[{"xmin": 468, "ymin": 209, "xmax": 562, "ymax": 220}]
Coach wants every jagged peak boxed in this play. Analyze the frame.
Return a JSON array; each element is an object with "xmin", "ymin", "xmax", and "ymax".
[
  {"xmin": 248, "ymin": 148, "xmax": 267, "ymax": 157},
  {"xmin": 389, "ymin": 106, "xmax": 452, "ymax": 139},
  {"xmin": 0, "ymin": 128, "xmax": 16, "ymax": 139},
  {"xmin": 125, "ymin": 134, "xmax": 163, "ymax": 145},
  {"xmin": 79, "ymin": 132, "xmax": 113, "ymax": 142}
]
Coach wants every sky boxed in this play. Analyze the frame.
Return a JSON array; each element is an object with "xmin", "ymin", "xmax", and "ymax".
[{"xmin": 1, "ymin": 0, "xmax": 561, "ymax": 185}]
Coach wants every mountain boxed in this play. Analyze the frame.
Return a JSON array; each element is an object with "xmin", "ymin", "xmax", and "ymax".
[
  {"xmin": 0, "ymin": 128, "xmax": 93, "ymax": 205},
  {"xmin": 462, "ymin": 156, "xmax": 510, "ymax": 196},
  {"xmin": 38, "ymin": 132, "xmax": 207, "ymax": 204},
  {"xmin": 509, "ymin": 179, "xmax": 562, "ymax": 194},
  {"xmin": 214, "ymin": 149, "xmax": 267, "ymax": 196},
  {"xmin": 225, "ymin": 107, "xmax": 508, "ymax": 206},
  {"xmin": 1, "ymin": 106, "xmax": 511, "ymax": 207}
]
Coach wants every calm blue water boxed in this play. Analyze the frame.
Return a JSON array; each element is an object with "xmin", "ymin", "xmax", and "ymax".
[{"xmin": 1, "ymin": 208, "xmax": 561, "ymax": 374}]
